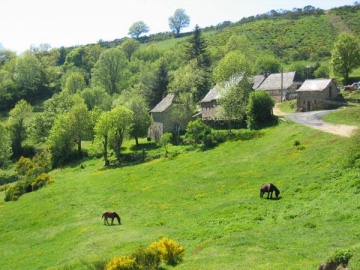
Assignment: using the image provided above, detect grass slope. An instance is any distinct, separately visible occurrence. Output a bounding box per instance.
[1,122,360,269]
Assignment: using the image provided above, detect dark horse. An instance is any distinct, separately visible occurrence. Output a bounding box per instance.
[102,211,121,225]
[260,183,280,199]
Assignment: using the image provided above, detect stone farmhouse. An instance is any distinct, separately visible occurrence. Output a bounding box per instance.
[199,87,221,121]
[148,93,176,141]
[254,71,304,102]
[296,79,340,112]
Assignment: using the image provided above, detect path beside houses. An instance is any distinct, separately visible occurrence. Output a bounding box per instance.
[274,104,358,137]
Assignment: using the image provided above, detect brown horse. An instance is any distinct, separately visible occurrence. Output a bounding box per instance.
[102,211,121,225]
[260,183,280,199]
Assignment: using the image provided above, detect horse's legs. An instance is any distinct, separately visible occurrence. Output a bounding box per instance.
[111,218,114,225]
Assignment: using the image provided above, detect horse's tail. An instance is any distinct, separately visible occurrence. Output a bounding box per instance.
[260,189,263,198]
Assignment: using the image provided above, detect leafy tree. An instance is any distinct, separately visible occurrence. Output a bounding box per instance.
[168,9,190,37]
[216,75,253,132]
[108,106,134,164]
[185,118,211,146]
[128,21,150,39]
[119,38,140,61]
[255,54,281,74]
[7,100,33,157]
[48,114,75,167]
[13,52,42,99]
[246,90,275,130]
[313,64,330,78]
[331,33,360,83]
[66,102,91,157]
[64,72,86,94]
[0,123,12,167]
[213,51,253,83]
[80,86,112,110]
[169,60,206,129]
[117,92,152,145]
[94,111,112,166]
[91,48,129,95]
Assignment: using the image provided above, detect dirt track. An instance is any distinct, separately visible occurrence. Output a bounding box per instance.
[274,105,358,137]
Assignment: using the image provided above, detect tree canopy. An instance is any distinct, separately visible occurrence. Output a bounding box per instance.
[331,33,360,83]
[128,21,150,39]
[168,9,190,36]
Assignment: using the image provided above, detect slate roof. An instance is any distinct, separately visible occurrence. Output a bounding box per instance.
[252,74,266,89]
[256,71,302,90]
[199,87,220,103]
[150,93,175,113]
[296,79,333,92]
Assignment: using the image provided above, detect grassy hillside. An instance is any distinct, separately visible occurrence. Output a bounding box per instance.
[1,120,360,269]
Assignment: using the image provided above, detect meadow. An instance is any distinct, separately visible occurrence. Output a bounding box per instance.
[1,114,360,269]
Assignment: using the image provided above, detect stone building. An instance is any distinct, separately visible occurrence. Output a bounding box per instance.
[296,79,340,111]
[255,71,304,102]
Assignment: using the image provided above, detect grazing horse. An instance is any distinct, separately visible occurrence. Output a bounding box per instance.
[260,183,280,199]
[102,211,121,225]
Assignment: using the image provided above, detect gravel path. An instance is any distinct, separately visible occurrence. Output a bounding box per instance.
[274,105,358,137]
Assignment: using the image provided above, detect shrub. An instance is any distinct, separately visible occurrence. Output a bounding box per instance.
[157,133,172,157]
[106,255,136,270]
[246,90,275,130]
[148,237,185,266]
[15,156,33,176]
[132,246,161,270]
[327,248,353,266]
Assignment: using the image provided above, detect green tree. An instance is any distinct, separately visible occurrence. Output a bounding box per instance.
[64,72,86,94]
[47,114,74,167]
[169,60,206,130]
[94,111,112,166]
[246,90,275,130]
[0,123,12,167]
[216,75,253,132]
[108,106,134,164]
[80,86,112,110]
[168,9,190,37]
[8,99,33,157]
[91,48,128,95]
[184,25,211,68]
[47,97,90,165]
[213,51,253,83]
[331,33,360,83]
[128,21,150,39]
[149,57,169,108]
[119,38,140,61]
[13,52,42,99]
[66,102,91,157]
[117,92,152,145]
[255,54,281,74]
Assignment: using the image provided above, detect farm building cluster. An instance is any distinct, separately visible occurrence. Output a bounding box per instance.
[148,71,343,140]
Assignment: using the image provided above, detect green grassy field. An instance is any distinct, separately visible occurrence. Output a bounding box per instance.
[1,118,360,269]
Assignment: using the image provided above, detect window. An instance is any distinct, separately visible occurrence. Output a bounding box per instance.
[329,86,332,98]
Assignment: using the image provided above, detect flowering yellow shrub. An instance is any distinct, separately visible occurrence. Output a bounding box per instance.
[148,237,185,266]
[106,255,136,270]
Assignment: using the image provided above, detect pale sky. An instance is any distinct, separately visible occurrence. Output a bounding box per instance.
[0,0,355,54]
